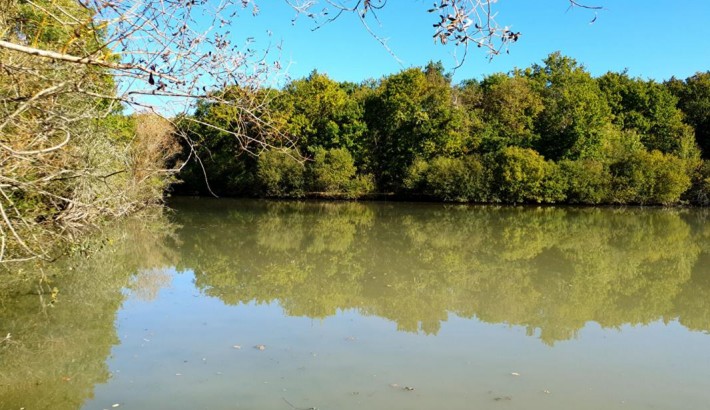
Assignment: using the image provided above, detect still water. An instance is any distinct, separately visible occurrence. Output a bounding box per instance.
[1,199,710,410]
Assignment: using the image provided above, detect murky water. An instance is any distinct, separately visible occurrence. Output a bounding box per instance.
[1,199,710,410]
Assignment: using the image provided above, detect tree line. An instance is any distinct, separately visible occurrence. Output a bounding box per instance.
[176,56,710,205]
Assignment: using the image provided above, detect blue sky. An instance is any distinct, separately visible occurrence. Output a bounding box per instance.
[230,0,710,84]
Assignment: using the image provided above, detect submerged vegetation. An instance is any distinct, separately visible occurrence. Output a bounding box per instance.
[176,60,710,206]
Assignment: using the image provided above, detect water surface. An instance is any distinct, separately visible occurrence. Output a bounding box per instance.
[1,199,709,409]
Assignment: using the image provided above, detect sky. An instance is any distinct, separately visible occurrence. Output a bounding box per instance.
[227,0,710,84]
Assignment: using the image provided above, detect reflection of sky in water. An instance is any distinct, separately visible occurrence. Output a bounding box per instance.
[83,267,710,410]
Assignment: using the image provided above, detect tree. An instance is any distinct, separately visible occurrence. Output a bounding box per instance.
[478,73,544,151]
[1,0,190,262]
[598,72,696,157]
[529,52,612,161]
[308,147,373,197]
[256,148,306,197]
[365,62,470,191]
[278,71,367,156]
[489,146,564,203]
[666,72,710,158]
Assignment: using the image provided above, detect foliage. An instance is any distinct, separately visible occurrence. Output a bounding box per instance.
[489,147,564,203]
[479,73,543,150]
[173,54,705,206]
[529,52,612,160]
[0,1,183,262]
[666,72,710,158]
[278,71,367,156]
[307,147,373,197]
[256,149,305,198]
[608,150,692,205]
[559,159,610,204]
[405,155,490,202]
[598,71,697,156]
[685,160,710,206]
[363,62,471,191]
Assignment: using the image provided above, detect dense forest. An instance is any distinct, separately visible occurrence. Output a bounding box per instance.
[176,59,710,206]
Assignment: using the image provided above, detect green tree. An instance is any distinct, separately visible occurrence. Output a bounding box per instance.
[598,72,696,156]
[666,72,710,158]
[278,71,367,156]
[608,150,691,205]
[559,159,610,204]
[307,147,374,197]
[365,62,470,191]
[529,52,612,160]
[479,73,543,151]
[1,0,179,262]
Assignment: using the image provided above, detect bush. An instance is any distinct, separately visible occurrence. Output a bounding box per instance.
[490,147,556,203]
[609,150,692,205]
[256,149,305,197]
[307,148,374,198]
[559,159,611,204]
[404,155,490,202]
[687,160,710,206]
[346,174,376,199]
[403,157,430,192]
[428,156,489,202]
[309,148,357,192]
[541,160,568,203]
[128,114,181,204]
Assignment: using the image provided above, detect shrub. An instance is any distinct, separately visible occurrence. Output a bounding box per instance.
[307,148,374,198]
[490,147,553,203]
[609,150,691,205]
[128,114,181,204]
[256,149,305,197]
[309,148,357,193]
[426,156,490,202]
[559,159,611,204]
[403,157,430,192]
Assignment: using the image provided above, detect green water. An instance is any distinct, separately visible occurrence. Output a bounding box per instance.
[1,199,710,409]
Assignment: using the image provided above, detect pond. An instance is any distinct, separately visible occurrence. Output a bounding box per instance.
[1,198,709,410]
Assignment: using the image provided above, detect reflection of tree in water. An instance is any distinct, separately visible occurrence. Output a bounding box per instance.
[0,217,176,409]
[174,199,710,344]
[130,268,173,302]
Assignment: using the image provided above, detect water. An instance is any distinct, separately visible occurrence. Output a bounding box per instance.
[1,199,709,409]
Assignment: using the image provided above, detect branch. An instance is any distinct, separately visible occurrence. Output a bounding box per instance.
[0,40,182,84]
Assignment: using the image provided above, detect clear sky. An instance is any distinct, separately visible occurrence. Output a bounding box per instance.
[228,0,710,84]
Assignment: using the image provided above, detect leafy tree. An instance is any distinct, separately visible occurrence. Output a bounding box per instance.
[278,71,367,156]
[559,159,610,204]
[307,147,373,197]
[666,72,710,158]
[404,155,490,202]
[608,150,691,205]
[365,62,470,191]
[598,72,696,156]
[1,0,181,261]
[529,52,612,160]
[479,73,543,150]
